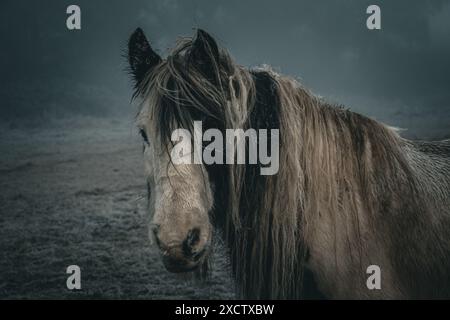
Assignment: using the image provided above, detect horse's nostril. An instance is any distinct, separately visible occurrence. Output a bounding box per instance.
[187,228,201,246]
[183,228,201,257]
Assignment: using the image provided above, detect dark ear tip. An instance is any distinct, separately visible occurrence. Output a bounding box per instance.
[196,29,212,41]
[130,27,145,42]
[193,29,219,55]
[196,29,207,36]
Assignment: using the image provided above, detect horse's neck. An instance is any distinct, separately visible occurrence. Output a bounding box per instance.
[302,102,450,297]
[403,140,450,212]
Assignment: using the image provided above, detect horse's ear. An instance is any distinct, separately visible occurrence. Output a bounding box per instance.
[128,28,161,85]
[189,29,220,78]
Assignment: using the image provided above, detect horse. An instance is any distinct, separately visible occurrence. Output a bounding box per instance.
[127,28,450,299]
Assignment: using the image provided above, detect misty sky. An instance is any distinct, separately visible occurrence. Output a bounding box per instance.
[1,0,449,138]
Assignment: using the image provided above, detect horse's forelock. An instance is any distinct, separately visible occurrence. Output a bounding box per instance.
[138,38,255,149]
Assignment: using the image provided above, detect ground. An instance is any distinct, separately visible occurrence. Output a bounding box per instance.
[0,117,235,299]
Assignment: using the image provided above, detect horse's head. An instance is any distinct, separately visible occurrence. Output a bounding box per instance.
[127,28,247,273]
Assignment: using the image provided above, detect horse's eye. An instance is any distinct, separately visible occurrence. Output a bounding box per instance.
[139,129,149,145]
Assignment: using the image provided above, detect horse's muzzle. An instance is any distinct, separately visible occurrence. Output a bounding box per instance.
[153,226,210,273]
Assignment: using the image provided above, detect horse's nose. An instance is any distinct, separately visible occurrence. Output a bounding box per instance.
[152,225,207,262]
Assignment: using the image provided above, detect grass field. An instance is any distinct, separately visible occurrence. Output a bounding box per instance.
[0,117,235,299]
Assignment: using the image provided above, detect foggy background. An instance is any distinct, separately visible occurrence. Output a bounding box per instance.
[0,0,449,299]
[0,0,449,138]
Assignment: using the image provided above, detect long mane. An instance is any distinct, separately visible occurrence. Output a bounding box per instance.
[136,36,450,299]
